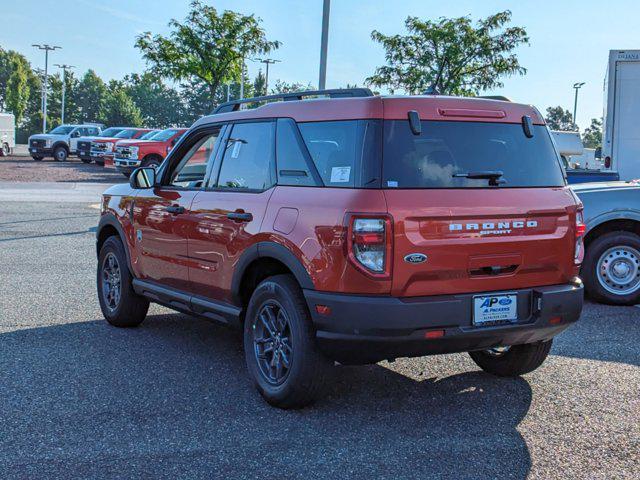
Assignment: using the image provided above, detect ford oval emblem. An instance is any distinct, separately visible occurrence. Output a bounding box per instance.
[404,253,427,264]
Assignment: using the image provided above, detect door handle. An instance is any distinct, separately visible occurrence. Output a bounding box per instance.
[227,211,253,222]
[165,205,186,214]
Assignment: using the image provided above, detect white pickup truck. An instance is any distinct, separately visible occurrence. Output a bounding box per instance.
[28,124,102,161]
[0,112,15,156]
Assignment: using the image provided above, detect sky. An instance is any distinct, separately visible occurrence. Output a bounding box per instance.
[2,0,638,130]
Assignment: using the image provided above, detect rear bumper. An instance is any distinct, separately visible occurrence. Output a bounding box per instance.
[304,282,583,364]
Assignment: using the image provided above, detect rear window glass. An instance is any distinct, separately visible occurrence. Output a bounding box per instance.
[297,120,381,188]
[383,121,565,188]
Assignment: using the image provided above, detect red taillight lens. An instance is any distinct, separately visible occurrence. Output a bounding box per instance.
[347,216,392,277]
[575,210,585,265]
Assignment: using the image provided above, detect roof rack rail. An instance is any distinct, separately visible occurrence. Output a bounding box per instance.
[212,87,374,114]
[478,95,513,102]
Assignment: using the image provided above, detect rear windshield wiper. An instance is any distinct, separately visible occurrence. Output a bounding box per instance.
[453,170,506,186]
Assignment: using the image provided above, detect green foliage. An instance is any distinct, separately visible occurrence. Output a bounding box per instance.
[135,0,280,107]
[101,89,143,127]
[366,11,528,95]
[73,70,107,123]
[123,73,185,127]
[271,80,314,94]
[0,49,33,123]
[47,71,80,127]
[253,70,266,96]
[545,106,577,131]
[582,118,603,149]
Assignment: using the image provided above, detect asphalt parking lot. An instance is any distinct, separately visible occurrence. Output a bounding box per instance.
[0,192,639,478]
[0,154,124,183]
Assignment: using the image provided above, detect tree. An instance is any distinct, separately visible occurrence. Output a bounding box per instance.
[0,49,32,123]
[135,0,280,108]
[271,80,314,94]
[253,69,266,96]
[73,70,107,123]
[545,106,577,131]
[47,71,80,127]
[101,88,143,127]
[366,11,528,95]
[582,118,603,149]
[124,73,185,127]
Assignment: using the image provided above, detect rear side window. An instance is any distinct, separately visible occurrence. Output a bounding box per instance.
[383,121,565,188]
[298,120,381,188]
[275,118,318,187]
[216,122,275,191]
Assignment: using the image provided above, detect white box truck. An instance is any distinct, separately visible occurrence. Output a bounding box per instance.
[602,50,640,181]
[0,112,15,156]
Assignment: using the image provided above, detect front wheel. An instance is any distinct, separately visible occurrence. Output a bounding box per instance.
[53,146,68,162]
[32,155,43,161]
[581,231,640,305]
[469,340,553,377]
[0,143,9,156]
[97,236,149,327]
[244,275,332,409]
[141,157,161,169]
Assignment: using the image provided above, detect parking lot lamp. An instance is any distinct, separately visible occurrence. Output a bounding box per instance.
[573,82,586,128]
[319,0,330,89]
[54,64,75,124]
[254,58,280,95]
[32,44,61,133]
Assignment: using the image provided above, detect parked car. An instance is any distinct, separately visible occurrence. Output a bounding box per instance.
[111,127,187,176]
[29,124,102,161]
[0,112,15,156]
[572,180,640,305]
[76,127,128,163]
[90,128,152,166]
[96,89,584,408]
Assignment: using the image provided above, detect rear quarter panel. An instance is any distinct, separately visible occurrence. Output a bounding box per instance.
[572,183,640,232]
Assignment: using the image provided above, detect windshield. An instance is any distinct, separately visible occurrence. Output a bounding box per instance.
[140,130,160,140]
[114,129,141,139]
[100,128,124,137]
[383,121,565,188]
[48,126,74,135]
[151,129,180,141]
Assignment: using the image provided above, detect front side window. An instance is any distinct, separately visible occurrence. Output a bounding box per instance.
[169,129,221,188]
[383,121,565,188]
[216,122,275,191]
[297,120,381,188]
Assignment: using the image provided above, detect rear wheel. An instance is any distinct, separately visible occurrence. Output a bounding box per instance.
[53,146,68,162]
[582,231,640,305]
[97,236,149,327]
[244,274,332,409]
[0,143,9,156]
[469,340,552,376]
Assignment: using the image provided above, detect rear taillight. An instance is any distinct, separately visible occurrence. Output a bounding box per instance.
[347,216,392,277]
[575,210,585,265]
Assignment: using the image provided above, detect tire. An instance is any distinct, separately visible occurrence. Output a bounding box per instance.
[0,143,9,156]
[32,155,43,161]
[97,236,149,328]
[80,158,92,164]
[53,145,68,162]
[244,274,332,409]
[95,160,104,166]
[469,340,553,377]
[581,231,640,305]
[141,156,162,169]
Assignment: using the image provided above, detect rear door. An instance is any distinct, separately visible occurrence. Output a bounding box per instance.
[382,119,579,297]
[187,120,276,303]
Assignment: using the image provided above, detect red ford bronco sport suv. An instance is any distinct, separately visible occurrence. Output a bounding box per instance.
[96,88,584,408]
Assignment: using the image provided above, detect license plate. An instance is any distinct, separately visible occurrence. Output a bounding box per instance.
[473,294,517,325]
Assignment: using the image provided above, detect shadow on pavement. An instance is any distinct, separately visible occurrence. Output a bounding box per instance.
[0,313,533,479]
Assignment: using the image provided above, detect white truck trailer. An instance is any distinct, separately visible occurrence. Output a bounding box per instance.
[0,112,15,156]
[602,50,640,181]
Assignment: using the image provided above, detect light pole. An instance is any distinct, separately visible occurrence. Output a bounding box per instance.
[573,82,586,128]
[32,44,61,132]
[254,58,280,95]
[319,0,330,90]
[54,64,75,124]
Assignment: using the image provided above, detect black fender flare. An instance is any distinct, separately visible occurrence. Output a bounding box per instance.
[52,141,69,152]
[231,241,314,304]
[96,213,134,273]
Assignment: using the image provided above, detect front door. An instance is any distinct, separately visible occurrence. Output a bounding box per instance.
[132,128,222,291]
[188,121,276,303]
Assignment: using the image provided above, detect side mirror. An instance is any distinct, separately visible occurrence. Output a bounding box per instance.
[129,167,156,189]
